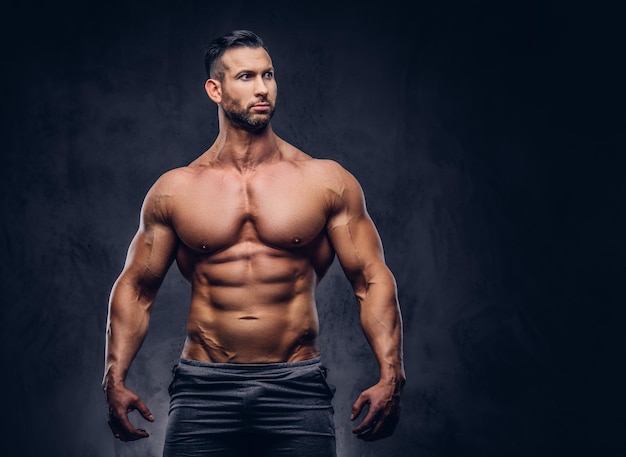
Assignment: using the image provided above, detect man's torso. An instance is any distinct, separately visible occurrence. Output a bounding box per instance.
[157,143,343,363]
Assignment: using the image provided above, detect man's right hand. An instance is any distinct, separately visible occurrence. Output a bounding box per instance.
[105,384,155,441]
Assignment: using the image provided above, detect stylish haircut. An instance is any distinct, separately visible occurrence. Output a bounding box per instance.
[204,30,268,80]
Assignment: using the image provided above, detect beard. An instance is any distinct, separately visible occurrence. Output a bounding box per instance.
[222,99,275,132]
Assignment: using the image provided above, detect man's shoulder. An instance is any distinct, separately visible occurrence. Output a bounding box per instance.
[279,139,349,174]
[151,165,200,190]
[141,166,204,220]
[294,154,352,180]
[306,157,361,188]
[291,157,364,208]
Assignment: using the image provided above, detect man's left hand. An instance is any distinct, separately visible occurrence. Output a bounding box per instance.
[350,380,402,441]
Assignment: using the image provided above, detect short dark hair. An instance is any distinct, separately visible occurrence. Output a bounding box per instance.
[204,30,268,80]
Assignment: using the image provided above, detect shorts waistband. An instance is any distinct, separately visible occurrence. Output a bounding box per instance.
[178,356,321,371]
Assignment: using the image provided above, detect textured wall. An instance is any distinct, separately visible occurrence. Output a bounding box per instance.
[1,1,624,456]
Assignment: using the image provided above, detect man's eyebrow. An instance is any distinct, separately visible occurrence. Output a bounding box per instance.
[233,66,274,76]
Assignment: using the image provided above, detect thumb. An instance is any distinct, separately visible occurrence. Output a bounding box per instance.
[134,397,155,422]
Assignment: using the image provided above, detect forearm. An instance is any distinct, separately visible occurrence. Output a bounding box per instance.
[356,269,405,385]
[103,278,155,389]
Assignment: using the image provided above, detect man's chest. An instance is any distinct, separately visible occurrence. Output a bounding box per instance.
[170,170,331,252]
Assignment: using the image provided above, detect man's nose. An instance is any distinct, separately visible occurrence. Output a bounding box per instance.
[254,76,269,96]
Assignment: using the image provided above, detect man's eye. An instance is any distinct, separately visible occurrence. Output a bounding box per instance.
[239,74,250,80]
[263,72,273,79]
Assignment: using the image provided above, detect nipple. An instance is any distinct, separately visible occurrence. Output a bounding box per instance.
[201,244,208,251]
[292,237,301,245]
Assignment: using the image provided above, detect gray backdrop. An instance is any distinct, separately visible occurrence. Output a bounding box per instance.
[1,0,624,456]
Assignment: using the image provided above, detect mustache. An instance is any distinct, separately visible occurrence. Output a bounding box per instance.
[248,98,272,108]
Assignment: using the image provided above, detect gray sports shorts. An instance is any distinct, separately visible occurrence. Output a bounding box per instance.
[162,356,336,457]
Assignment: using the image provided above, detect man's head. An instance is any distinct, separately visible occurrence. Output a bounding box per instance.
[204,30,276,131]
[204,30,269,81]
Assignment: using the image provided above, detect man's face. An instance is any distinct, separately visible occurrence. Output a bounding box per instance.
[217,47,277,131]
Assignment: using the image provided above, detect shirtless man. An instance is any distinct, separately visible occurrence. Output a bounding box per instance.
[103,30,405,456]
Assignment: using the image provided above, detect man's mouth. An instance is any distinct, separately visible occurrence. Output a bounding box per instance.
[251,103,271,112]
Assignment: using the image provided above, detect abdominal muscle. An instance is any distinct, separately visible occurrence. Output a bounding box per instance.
[179,243,322,364]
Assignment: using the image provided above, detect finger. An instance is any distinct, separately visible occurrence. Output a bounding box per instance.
[368,419,391,440]
[133,398,155,422]
[350,395,368,421]
[112,409,150,441]
[126,428,150,442]
[371,412,390,436]
[352,406,380,435]
[358,424,393,442]
[116,426,150,442]
[355,419,385,441]
[118,430,150,442]
[360,408,400,441]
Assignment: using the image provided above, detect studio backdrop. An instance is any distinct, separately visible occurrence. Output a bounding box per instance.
[0,1,623,456]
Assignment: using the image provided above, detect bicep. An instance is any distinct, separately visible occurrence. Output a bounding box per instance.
[118,189,178,292]
[329,212,386,278]
[121,224,177,289]
[326,176,387,288]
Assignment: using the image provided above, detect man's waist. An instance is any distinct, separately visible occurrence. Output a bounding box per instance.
[178,355,322,370]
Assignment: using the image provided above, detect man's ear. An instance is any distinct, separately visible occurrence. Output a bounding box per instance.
[205,79,222,104]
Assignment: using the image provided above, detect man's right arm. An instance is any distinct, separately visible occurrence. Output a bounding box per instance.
[103,177,178,441]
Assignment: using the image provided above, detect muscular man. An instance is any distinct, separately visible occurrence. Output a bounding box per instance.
[103,30,405,456]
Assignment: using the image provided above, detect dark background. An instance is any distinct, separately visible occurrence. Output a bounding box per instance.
[1,0,624,456]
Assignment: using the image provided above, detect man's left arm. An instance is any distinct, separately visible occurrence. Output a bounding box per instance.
[326,165,406,441]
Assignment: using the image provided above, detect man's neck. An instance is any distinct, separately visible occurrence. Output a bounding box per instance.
[210,122,280,172]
